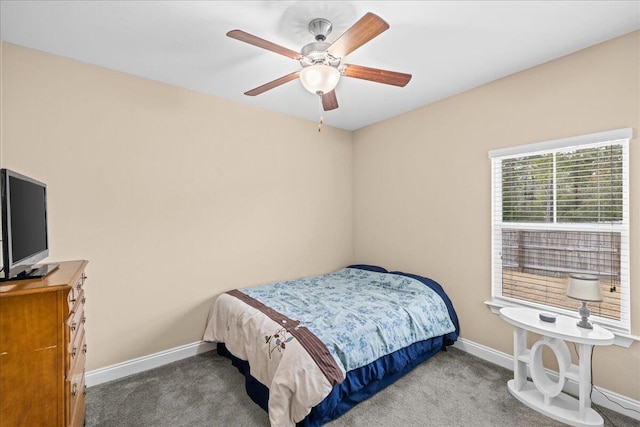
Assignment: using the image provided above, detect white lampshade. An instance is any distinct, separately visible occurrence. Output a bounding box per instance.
[299,64,340,95]
[567,274,603,302]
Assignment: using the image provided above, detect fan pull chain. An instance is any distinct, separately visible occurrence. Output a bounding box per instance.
[317,94,323,132]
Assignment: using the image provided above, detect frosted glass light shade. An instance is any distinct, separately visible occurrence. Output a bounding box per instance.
[299,64,340,95]
[567,274,602,302]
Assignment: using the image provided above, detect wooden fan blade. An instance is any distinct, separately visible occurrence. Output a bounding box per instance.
[327,12,389,58]
[244,72,300,96]
[227,30,303,60]
[321,90,339,111]
[342,64,412,87]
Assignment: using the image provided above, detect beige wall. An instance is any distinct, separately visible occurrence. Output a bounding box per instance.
[0,42,354,370]
[353,30,640,400]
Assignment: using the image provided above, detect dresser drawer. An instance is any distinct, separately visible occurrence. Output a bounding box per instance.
[67,273,87,310]
[66,370,86,427]
[68,326,86,378]
[66,329,86,427]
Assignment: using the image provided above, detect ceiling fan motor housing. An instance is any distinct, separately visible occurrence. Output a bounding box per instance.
[308,18,332,42]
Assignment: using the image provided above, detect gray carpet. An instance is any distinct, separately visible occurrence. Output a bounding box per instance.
[86,347,638,427]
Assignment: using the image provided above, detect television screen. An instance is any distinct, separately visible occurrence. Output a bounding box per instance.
[8,175,48,263]
[1,168,55,281]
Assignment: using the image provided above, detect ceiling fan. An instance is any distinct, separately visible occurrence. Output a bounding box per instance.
[227,12,412,111]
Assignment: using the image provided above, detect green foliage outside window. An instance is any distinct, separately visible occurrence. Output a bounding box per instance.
[502,145,623,224]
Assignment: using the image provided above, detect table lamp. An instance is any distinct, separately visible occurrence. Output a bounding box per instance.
[566,273,602,329]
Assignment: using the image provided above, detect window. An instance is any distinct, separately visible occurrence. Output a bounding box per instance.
[490,129,631,333]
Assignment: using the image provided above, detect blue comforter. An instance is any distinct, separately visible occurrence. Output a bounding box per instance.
[241,267,456,374]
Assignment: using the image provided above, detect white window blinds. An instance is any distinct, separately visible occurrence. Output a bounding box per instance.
[490,128,631,333]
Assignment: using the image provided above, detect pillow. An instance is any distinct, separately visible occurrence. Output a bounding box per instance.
[347,264,388,273]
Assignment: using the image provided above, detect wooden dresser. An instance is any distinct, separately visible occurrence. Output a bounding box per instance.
[0,260,88,426]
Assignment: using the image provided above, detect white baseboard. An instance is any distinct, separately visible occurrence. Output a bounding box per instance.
[453,337,640,421]
[85,341,216,387]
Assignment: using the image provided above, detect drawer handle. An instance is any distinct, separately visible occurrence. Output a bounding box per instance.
[71,383,78,397]
[83,344,87,354]
[71,296,86,305]
[83,385,87,397]
[76,274,87,290]
[71,322,77,332]
[72,347,77,358]
[82,316,86,324]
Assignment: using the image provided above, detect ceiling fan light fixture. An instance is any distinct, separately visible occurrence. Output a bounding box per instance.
[299,64,340,95]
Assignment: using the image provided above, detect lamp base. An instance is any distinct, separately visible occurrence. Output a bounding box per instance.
[576,319,594,329]
[576,301,594,329]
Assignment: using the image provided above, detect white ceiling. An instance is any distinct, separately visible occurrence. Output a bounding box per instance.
[1,1,639,131]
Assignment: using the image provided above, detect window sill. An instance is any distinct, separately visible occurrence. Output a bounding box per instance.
[485,299,639,348]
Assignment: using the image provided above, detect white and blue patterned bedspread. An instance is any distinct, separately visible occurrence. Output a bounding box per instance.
[240,267,456,374]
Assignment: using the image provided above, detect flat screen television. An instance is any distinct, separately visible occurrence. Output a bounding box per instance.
[1,168,58,281]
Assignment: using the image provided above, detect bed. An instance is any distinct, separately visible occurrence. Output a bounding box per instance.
[203,264,460,427]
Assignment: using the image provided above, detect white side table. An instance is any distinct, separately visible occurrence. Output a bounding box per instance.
[499,307,614,427]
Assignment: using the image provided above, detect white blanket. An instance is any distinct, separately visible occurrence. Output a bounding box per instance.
[203,293,334,427]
